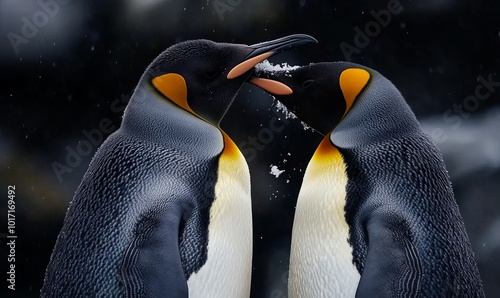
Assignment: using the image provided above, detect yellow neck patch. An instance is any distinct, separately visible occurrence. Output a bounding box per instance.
[339,68,370,117]
[220,130,243,160]
[311,134,342,165]
[152,73,194,114]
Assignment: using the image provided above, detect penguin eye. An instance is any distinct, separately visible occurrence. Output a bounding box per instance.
[302,79,314,88]
[203,71,218,79]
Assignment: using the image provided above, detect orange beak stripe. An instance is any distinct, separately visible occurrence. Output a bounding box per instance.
[227,52,273,79]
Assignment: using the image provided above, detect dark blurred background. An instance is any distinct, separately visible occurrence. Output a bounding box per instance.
[1,0,499,297]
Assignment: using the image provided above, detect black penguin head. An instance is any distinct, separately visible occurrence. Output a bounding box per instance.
[254,61,420,146]
[143,35,317,125]
[253,62,372,135]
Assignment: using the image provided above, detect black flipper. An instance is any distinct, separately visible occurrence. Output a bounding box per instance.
[356,211,422,298]
[121,203,188,298]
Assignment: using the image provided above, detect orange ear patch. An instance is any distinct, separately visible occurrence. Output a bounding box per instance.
[152,73,193,113]
[339,68,370,116]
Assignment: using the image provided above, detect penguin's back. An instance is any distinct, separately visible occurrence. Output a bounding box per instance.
[339,131,484,297]
[41,130,219,297]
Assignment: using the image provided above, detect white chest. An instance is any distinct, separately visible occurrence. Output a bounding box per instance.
[288,138,360,298]
[187,136,252,298]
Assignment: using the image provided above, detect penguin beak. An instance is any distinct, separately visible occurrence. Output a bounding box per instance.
[226,34,317,90]
[248,65,297,96]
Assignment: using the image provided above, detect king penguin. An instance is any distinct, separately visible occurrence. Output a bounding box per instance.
[41,35,317,298]
[252,62,485,297]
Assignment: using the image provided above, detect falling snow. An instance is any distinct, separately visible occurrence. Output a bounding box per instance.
[255,60,313,131]
[269,165,285,178]
[274,100,297,119]
[301,121,312,130]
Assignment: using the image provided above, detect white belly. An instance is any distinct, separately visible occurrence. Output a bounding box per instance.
[187,134,252,298]
[289,137,360,298]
